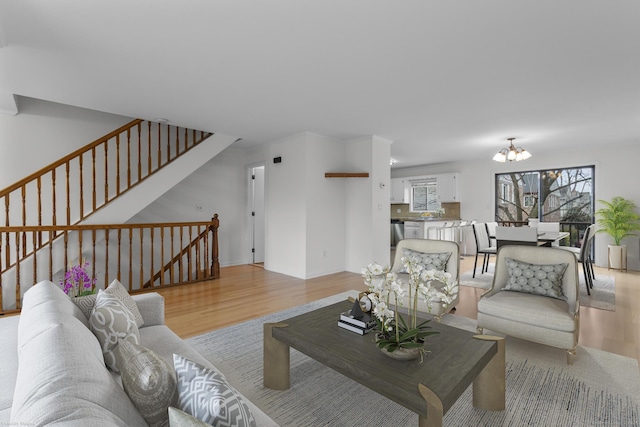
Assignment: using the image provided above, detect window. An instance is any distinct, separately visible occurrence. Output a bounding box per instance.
[524,195,536,208]
[495,166,595,247]
[409,177,440,212]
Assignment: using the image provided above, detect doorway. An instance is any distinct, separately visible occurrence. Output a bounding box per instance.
[249,165,265,265]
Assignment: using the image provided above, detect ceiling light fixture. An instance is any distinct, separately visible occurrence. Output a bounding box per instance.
[390,158,397,166]
[492,138,532,162]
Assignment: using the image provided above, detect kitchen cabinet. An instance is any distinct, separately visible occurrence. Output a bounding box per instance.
[422,221,453,239]
[404,221,423,239]
[390,178,408,203]
[437,173,458,202]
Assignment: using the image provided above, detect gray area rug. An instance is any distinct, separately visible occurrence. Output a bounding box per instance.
[459,263,616,311]
[187,291,639,427]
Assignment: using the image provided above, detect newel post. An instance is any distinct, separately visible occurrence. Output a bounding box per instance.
[210,214,220,279]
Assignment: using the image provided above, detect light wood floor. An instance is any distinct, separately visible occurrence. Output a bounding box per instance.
[158,255,640,366]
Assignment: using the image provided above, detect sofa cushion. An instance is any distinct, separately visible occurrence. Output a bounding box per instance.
[173,354,256,427]
[0,315,20,421]
[11,281,147,427]
[18,280,89,332]
[74,279,144,327]
[115,340,178,427]
[398,248,451,273]
[168,407,210,427]
[90,289,140,372]
[73,293,97,320]
[106,279,145,327]
[503,257,568,300]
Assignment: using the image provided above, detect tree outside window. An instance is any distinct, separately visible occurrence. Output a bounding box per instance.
[495,166,594,247]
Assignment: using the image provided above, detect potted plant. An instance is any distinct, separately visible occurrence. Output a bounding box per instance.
[59,259,97,297]
[595,197,640,270]
[361,257,458,362]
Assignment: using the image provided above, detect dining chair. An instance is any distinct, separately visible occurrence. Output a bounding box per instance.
[472,222,497,278]
[486,221,498,247]
[560,224,596,295]
[495,226,538,250]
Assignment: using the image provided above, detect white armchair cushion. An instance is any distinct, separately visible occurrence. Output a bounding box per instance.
[478,291,575,332]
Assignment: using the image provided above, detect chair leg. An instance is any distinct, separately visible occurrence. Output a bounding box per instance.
[476,326,484,335]
[473,253,479,278]
[582,263,591,295]
[566,348,577,365]
[587,261,595,288]
[483,253,490,273]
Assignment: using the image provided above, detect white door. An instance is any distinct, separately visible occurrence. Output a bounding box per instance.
[250,166,265,263]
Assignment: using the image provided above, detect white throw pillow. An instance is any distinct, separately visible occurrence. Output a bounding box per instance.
[173,354,256,427]
[90,290,140,372]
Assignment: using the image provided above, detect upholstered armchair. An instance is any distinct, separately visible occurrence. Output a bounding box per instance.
[476,245,580,364]
[390,239,460,320]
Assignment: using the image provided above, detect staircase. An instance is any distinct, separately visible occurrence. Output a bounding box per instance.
[0,119,233,313]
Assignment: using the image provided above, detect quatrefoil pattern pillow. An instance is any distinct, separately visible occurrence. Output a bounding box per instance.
[90,290,140,371]
[503,257,568,300]
[399,248,451,272]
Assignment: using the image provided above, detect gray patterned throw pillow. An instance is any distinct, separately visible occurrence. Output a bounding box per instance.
[115,340,178,427]
[503,257,568,300]
[90,289,140,372]
[105,279,145,327]
[399,248,451,272]
[73,293,97,320]
[173,354,256,427]
[73,279,144,327]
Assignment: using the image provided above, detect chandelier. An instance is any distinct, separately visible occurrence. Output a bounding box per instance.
[492,138,532,162]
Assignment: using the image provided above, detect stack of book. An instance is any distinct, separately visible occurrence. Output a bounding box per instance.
[338,309,376,335]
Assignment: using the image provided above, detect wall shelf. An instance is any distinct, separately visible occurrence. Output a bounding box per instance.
[324,173,370,178]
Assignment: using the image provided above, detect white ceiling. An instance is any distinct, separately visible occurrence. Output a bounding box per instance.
[1,1,639,168]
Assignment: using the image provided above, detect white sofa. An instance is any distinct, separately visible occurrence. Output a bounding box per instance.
[0,280,279,426]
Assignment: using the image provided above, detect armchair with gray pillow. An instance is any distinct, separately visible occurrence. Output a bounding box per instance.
[390,238,460,320]
[476,245,580,364]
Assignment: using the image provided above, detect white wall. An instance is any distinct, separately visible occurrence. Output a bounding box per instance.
[264,134,308,278]
[392,141,640,270]
[263,132,352,279]
[0,97,131,188]
[344,136,391,272]
[305,134,347,278]
[130,145,250,267]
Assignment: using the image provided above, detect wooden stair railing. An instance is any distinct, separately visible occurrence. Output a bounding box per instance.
[0,119,213,274]
[143,214,220,289]
[0,214,220,314]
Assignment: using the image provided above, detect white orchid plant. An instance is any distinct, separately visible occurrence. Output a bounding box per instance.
[362,255,458,354]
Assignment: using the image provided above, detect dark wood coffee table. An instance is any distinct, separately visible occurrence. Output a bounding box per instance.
[264,299,505,427]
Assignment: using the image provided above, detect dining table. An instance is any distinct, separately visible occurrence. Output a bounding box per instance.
[536,231,570,247]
